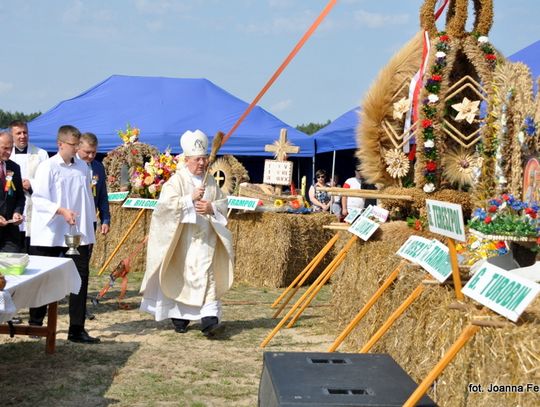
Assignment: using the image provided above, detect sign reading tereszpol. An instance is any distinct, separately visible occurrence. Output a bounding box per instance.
[122,198,158,210]
[426,199,466,242]
[462,263,540,322]
[227,196,259,211]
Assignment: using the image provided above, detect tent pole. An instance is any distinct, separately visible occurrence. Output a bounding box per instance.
[331,150,336,183]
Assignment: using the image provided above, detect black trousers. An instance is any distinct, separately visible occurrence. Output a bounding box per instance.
[28,245,90,329]
[0,224,23,253]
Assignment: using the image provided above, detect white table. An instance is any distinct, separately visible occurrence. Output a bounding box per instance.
[0,256,81,353]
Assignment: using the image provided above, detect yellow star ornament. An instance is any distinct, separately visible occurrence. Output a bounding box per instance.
[451,97,480,124]
[392,97,411,120]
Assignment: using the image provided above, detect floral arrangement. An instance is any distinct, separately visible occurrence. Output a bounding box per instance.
[468,194,539,244]
[130,150,181,199]
[419,32,450,193]
[455,235,508,267]
[473,34,497,69]
[118,124,140,144]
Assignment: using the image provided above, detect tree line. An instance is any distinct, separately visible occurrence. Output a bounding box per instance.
[0,109,41,128]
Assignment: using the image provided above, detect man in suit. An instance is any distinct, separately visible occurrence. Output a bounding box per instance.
[0,131,25,252]
[78,132,110,237]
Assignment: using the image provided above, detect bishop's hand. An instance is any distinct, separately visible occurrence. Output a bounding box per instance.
[191,186,206,202]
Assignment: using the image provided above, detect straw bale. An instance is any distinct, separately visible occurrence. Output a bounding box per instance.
[328,221,540,407]
[91,204,151,276]
[93,209,337,288]
[379,187,473,219]
[228,211,336,288]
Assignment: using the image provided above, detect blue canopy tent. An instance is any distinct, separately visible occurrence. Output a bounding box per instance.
[28,75,314,158]
[508,39,540,80]
[312,107,360,184]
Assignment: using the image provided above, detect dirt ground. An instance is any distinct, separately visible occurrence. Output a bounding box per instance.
[1,272,336,407]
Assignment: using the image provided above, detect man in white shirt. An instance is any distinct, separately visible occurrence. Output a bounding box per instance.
[29,125,99,344]
[341,167,365,218]
[8,120,49,251]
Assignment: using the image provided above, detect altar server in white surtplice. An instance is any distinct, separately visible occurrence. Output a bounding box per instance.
[28,125,99,344]
[140,129,234,337]
[8,120,48,252]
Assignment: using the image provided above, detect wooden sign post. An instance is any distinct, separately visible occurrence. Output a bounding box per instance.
[426,199,466,300]
[264,128,299,195]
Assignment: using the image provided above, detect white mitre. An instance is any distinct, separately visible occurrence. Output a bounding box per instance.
[180,129,208,156]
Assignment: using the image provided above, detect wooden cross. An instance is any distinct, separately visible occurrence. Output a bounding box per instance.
[264,128,300,195]
[264,129,299,161]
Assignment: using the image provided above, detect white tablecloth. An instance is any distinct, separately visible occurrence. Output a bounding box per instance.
[0,256,81,323]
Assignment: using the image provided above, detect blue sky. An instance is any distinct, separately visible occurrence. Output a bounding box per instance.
[1,0,538,127]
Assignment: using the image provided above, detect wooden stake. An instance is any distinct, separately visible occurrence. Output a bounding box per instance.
[447,238,464,300]
[271,233,339,319]
[403,325,480,407]
[359,282,425,353]
[260,235,357,348]
[98,208,145,276]
[327,261,404,352]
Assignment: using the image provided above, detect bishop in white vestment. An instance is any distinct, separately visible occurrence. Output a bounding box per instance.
[140,130,234,337]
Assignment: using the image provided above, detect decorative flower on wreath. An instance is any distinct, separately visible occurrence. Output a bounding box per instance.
[473,33,497,68]
[118,124,140,144]
[130,149,180,198]
[455,235,508,267]
[451,97,481,124]
[393,97,410,120]
[384,148,410,179]
[442,147,483,187]
[468,194,539,247]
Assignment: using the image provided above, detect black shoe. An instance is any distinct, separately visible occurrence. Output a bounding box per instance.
[201,317,223,338]
[68,329,100,344]
[86,309,96,320]
[171,318,190,333]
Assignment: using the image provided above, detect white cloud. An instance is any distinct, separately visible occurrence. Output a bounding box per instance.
[134,0,192,15]
[240,12,315,35]
[62,0,83,24]
[270,99,292,112]
[354,10,409,28]
[0,82,14,94]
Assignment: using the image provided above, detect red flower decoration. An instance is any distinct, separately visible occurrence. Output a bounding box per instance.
[422,119,433,128]
[484,216,492,224]
[426,161,437,171]
[537,237,540,244]
[485,54,497,61]
[431,74,442,81]
[495,241,506,249]
[488,205,498,213]
[502,194,510,201]
[131,149,139,155]
[439,34,450,42]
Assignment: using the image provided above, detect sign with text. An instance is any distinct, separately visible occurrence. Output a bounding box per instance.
[263,160,293,186]
[344,207,362,224]
[122,198,158,210]
[361,205,389,223]
[227,196,259,211]
[108,191,129,202]
[348,216,379,241]
[396,236,433,264]
[426,199,466,242]
[417,240,452,282]
[462,263,540,322]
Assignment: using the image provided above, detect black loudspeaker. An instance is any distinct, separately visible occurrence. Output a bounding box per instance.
[258,352,437,407]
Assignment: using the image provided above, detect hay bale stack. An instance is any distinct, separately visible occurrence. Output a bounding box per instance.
[328,221,540,406]
[229,211,336,287]
[91,204,151,275]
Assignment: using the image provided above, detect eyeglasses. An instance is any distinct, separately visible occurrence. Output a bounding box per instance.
[61,140,79,147]
[317,175,326,179]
